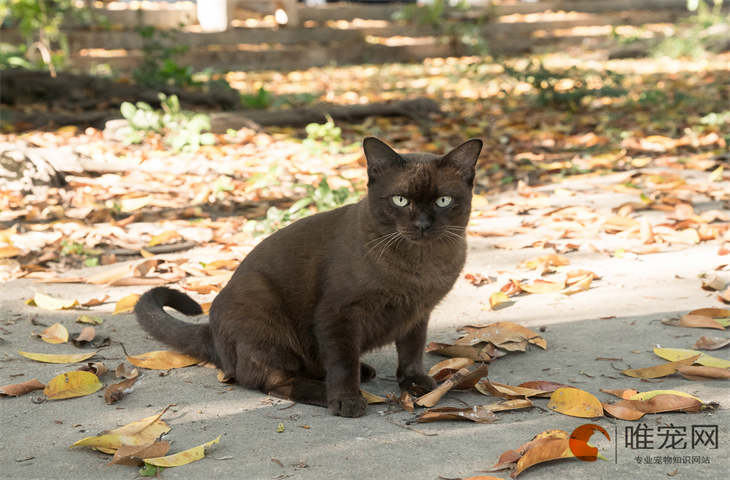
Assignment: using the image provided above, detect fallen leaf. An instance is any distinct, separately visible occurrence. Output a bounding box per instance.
[518,380,571,395]
[547,387,603,418]
[676,365,730,380]
[489,291,511,309]
[109,441,171,466]
[104,375,141,404]
[453,364,489,390]
[518,254,569,274]
[78,362,108,376]
[73,406,172,453]
[0,378,45,397]
[416,405,498,423]
[428,357,474,379]
[18,351,97,364]
[115,363,139,379]
[44,371,103,400]
[113,294,140,314]
[486,430,570,472]
[425,342,497,362]
[476,380,549,399]
[72,326,96,347]
[76,315,103,325]
[28,292,79,310]
[39,323,69,344]
[622,354,701,379]
[0,245,21,258]
[513,437,575,478]
[518,278,566,294]
[662,315,725,330]
[719,287,730,304]
[653,347,730,368]
[360,389,386,404]
[688,307,730,317]
[701,275,726,291]
[416,368,470,407]
[600,388,639,399]
[464,272,495,286]
[561,273,593,295]
[603,394,704,420]
[628,390,701,402]
[86,265,133,285]
[81,295,110,307]
[127,350,200,370]
[143,435,220,467]
[456,322,547,350]
[693,336,730,350]
[399,391,415,412]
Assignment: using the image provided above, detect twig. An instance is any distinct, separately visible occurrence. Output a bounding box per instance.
[385,416,438,437]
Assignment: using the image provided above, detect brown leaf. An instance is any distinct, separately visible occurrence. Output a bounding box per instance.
[115,363,139,379]
[127,350,200,370]
[72,327,96,347]
[109,441,171,466]
[622,354,701,379]
[134,259,160,277]
[701,275,726,291]
[416,405,500,423]
[477,380,550,399]
[600,388,639,400]
[428,357,474,378]
[464,272,495,286]
[719,287,730,304]
[425,342,498,362]
[453,364,489,390]
[662,315,725,330]
[78,362,108,376]
[0,378,45,397]
[512,437,575,478]
[399,391,415,412]
[104,375,140,405]
[603,394,703,420]
[693,336,730,350]
[518,278,566,294]
[39,323,69,344]
[518,254,569,274]
[676,365,730,380]
[517,380,571,395]
[486,430,570,472]
[415,368,470,407]
[688,307,730,317]
[456,322,547,350]
[80,295,110,307]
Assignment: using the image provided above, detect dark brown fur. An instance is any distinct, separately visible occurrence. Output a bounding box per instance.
[135,137,482,417]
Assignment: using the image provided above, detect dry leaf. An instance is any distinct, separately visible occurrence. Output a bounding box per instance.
[73,406,172,453]
[518,278,566,294]
[127,350,200,370]
[39,323,69,344]
[113,294,140,314]
[476,380,549,399]
[547,387,603,418]
[28,292,79,310]
[518,254,569,273]
[0,378,45,397]
[622,354,701,379]
[72,326,96,347]
[415,368,470,407]
[109,441,171,466]
[86,265,133,285]
[600,388,639,400]
[416,405,499,423]
[115,363,139,379]
[561,273,593,295]
[693,336,730,350]
[360,389,386,404]
[456,322,547,350]
[143,435,220,467]
[603,394,704,420]
[0,245,21,258]
[688,307,730,317]
[425,342,497,362]
[134,259,160,277]
[513,437,575,478]
[81,295,110,307]
[453,364,489,390]
[428,357,474,379]
[104,375,141,404]
[653,347,730,369]
[399,391,415,412]
[78,362,108,376]
[18,351,96,364]
[701,275,726,291]
[488,291,511,310]
[44,371,103,400]
[486,430,570,472]
[662,315,725,330]
[517,380,571,395]
[676,365,730,380]
[76,315,103,325]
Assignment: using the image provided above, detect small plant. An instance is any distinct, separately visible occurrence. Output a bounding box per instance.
[303,116,343,154]
[503,61,626,111]
[240,86,274,110]
[119,93,216,152]
[245,177,362,236]
[133,26,194,88]
[652,0,729,59]
[60,240,101,267]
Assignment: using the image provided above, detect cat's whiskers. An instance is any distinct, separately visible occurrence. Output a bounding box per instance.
[365,231,400,258]
[376,231,406,261]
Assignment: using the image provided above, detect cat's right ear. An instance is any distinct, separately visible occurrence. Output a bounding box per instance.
[363,137,404,182]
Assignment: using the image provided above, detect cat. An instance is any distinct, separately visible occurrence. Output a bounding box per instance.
[135,136,482,417]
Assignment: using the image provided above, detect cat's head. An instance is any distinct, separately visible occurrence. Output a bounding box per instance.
[363,137,482,242]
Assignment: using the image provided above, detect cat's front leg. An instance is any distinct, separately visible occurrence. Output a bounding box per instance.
[396,316,437,394]
[316,316,367,417]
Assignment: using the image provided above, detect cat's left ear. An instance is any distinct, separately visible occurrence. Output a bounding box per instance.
[439,139,483,183]
[363,137,405,182]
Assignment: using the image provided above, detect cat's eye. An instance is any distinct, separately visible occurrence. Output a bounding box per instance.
[391,195,409,207]
[435,196,453,207]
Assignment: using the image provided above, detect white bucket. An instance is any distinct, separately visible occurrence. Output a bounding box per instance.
[197,0,229,32]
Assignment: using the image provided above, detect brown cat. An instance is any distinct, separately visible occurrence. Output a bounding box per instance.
[135,137,482,417]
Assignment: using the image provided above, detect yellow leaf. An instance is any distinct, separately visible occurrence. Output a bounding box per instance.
[30,292,79,310]
[622,354,701,379]
[148,230,181,247]
[113,294,140,314]
[629,390,702,402]
[653,347,730,369]
[144,435,221,467]
[127,350,200,370]
[489,291,510,309]
[360,389,386,404]
[140,248,155,258]
[519,279,565,294]
[73,406,172,453]
[18,351,96,364]
[120,196,152,213]
[547,387,603,418]
[76,315,103,325]
[0,245,21,258]
[44,371,103,400]
[40,323,69,344]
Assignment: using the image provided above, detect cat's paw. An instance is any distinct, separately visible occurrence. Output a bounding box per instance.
[398,373,437,395]
[360,362,377,383]
[328,395,368,418]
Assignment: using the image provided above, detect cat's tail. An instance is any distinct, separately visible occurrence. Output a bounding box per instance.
[134,287,215,363]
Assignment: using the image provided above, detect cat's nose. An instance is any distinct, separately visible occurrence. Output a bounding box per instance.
[414,217,431,234]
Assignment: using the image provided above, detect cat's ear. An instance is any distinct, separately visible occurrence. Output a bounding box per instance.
[363,137,405,181]
[438,139,483,183]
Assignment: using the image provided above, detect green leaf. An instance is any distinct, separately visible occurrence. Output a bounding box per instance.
[120,102,136,120]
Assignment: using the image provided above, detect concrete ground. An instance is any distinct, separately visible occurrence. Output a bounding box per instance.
[1,169,728,480]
